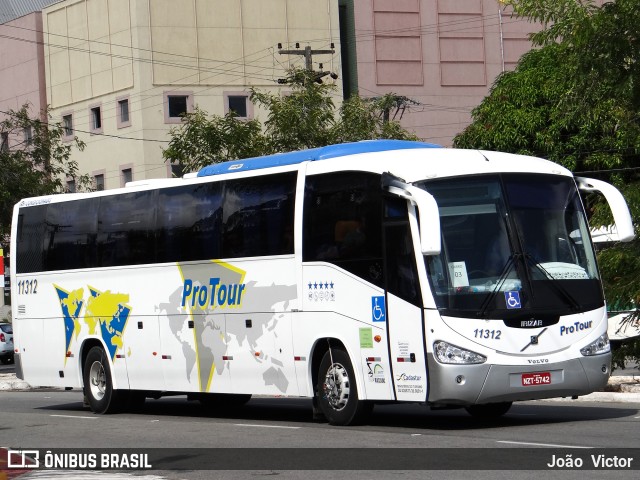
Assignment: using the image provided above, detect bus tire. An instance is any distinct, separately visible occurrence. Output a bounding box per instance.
[316,347,371,426]
[83,346,125,414]
[464,401,512,418]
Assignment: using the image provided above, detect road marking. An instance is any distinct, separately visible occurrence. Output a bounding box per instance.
[497,440,591,449]
[234,423,300,429]
[50,414,98,420]
[20,472,168,479]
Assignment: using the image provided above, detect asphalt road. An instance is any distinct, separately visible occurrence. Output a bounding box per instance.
[0,389,639,480]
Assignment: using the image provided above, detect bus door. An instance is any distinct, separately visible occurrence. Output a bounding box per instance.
[383,198,428,402]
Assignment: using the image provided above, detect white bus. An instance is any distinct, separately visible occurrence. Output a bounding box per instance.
[10,140,635,425]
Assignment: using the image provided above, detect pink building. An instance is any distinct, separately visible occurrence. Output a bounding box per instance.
[349,0,539,145]
[1,1,541,154]
[0,11,48,150]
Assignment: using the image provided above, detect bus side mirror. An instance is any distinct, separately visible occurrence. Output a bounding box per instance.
[382,173,441,255]
[576,177,635,243]
[406,185,442,255]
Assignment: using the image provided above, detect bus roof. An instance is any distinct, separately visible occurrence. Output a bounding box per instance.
[196,140,441,177]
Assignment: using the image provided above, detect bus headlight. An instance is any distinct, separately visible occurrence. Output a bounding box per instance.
[580,333,610,356]
[434,341,486,364]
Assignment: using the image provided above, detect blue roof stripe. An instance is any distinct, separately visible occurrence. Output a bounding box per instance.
[196,140,441,177]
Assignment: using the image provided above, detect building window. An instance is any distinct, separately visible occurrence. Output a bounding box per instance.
[67,179,76,193]
[164,91,193,124]
[117,97,130,129]
[121,168,132,186]
[62,114,73,138]
[90,105,103,133]
[94,174,105,191]
[168,96,187,117]
[228,96,247,117]
[24,127,33,146]
[224,92,253,119]
[0,132,8,152]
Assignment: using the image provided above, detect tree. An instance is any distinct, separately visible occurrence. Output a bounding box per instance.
[160,107,268,174]
[454,0,640,368]
[162,68,418,172]
[0,105,87,240]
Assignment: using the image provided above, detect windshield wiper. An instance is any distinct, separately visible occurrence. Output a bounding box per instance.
[477,253,519,318]
[523,253,581,311]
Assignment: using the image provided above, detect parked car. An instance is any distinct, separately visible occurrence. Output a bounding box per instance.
[0,323,14,364]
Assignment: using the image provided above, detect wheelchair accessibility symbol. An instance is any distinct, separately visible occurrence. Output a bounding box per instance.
[504,291,521,309]
[372,296,386,322]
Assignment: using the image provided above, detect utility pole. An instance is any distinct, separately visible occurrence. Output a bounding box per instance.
[277,43,337,83]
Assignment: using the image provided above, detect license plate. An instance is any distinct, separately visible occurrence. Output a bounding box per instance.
[522,372,551,386]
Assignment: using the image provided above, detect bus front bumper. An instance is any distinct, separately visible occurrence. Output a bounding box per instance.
[426,352,611,407]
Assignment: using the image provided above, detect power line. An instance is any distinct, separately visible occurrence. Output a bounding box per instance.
[0,5,534,94]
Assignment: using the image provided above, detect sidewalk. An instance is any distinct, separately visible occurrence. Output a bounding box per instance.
[1,373,639,402]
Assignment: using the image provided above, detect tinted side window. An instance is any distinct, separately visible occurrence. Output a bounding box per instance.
[45,199,99,271]
[222,172,296,258]
[16,205,47,274]
[98,191,156,266]
[157,183,223,263]
[384,199,421,306]
[303,172,383,286]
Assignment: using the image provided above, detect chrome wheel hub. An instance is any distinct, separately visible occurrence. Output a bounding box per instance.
[89,360,106,400]
[323,362,350,411]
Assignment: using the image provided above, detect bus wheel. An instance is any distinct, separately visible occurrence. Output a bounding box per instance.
[317,348,371,426]
[83,346,125,414]
[465,402,512,418]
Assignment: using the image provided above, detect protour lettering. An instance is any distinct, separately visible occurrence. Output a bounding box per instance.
[181,278,246,309]
[560,320,593,336]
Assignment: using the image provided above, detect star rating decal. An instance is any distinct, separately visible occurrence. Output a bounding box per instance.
[307,280,336,302]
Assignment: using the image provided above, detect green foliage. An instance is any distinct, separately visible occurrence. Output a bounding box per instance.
[332,94,420,144]
[162,68,417,172]
[456,0,640,368]
[162,108,269,174]
[250,69,337,152]
[0,105,86,240]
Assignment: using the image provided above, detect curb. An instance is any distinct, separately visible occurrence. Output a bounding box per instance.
[1,374,639,401]
[0,374,30,391]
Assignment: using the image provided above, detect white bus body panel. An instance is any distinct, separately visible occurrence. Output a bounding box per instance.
[10,144,625,411]
[298,263,393,401]
[13,256,300,396]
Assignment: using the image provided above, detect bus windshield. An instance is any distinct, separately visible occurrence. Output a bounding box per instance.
[418,174,603,318]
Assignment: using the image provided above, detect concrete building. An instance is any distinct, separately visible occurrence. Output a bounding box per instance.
[39,0,342,190]
[1,0,565,189]
[0,1,61,151]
